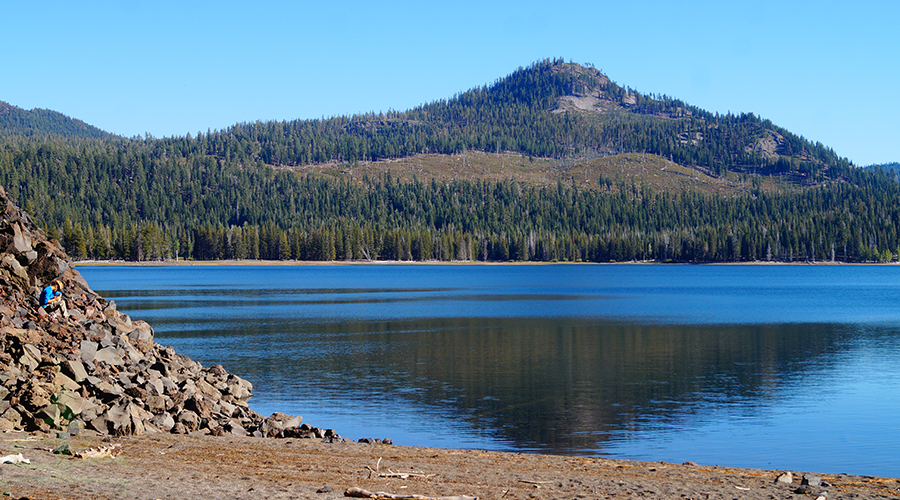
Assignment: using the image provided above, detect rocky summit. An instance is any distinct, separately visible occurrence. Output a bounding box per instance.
[0,186,338,440]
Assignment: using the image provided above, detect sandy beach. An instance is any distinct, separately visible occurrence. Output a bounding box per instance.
[1,430,897,500]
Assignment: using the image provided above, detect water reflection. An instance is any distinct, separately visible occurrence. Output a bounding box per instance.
[79,265,900,475]
[166,318,849,452]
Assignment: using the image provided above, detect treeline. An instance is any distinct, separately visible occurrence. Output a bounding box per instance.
[38,164,900,264]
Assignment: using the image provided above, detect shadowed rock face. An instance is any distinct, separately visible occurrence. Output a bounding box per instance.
[0,186,334,440]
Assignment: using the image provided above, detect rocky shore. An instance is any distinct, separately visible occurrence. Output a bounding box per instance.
[0,186,336,441]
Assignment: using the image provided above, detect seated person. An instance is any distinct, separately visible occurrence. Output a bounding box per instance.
[40,279,69,319]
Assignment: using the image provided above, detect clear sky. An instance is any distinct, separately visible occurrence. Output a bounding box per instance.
[5,1,898,166]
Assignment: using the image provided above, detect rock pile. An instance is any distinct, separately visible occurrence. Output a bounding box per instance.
[0,186,339,440]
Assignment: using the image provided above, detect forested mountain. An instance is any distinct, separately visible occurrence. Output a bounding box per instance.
[870,162,900,173]
[0,101,113,140]
[1,58,897,263]
[203,59,853,184]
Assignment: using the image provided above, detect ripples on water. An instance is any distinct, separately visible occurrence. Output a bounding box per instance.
[80,264,900,476]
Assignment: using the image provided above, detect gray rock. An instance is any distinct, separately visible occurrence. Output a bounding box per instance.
[106,402,132,434]
[1,407,23,427]
[89,414,109,434]
[79,340,99,364]
[194,378,221,401]
[80,404,100,422]
[92,346,124,367]
[150,412,175,432]
[176,410,201,432]
[226,378,252,400]
[218,400,236,417]
[794,485,815,494]
[775,471,793,484]
[9,222,33,254]
[94,380,123,397]
[54,371,80,392]
[180,379,198,398]
[144,377,165,396]
[160,376,178,394]
[225,419,248,436]
[1,254,28,281]
[184,395,213,419]
[127,321,153,342]
[802,474,822,487]
[23,344,41,361]
[19,352,38,372]
[64,359,89,383]
[39,404,62,427]
[56,257,69,275]
[98,332,114,348]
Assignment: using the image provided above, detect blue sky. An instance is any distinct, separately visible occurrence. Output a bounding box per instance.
[5,1,898,166]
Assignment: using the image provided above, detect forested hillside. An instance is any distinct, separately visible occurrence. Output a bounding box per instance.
[0,101,112,140]
[200,59,854,183]
[1,59,897,263]
[871,162,900,174]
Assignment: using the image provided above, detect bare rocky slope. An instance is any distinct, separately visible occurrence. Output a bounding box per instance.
[0,186,337,440]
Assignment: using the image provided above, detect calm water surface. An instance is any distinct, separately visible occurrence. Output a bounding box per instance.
[79,264,900,476]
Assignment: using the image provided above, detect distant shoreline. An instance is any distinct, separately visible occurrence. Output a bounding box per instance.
[72,258,884,267]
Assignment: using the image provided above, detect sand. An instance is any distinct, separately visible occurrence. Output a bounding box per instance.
[1,430,897,500]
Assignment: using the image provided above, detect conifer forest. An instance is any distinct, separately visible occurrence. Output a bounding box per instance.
[1,59,897,263]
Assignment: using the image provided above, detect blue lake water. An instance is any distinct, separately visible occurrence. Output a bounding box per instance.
[78,264,900,477]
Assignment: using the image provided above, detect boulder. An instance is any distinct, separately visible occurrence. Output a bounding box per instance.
[176,410,201,432]
[150,412,175,432]
[9,222,33,255]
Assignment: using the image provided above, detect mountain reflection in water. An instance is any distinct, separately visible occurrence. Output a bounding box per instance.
[80,264,900,476]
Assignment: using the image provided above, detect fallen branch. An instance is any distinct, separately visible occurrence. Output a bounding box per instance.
[0,453,30,464]
[379,469,436,479]
[344,487,476,500]
[74,443,122,459]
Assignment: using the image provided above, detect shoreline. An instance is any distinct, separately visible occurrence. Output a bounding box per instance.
[2,430,897,500]
[72,258,886,267]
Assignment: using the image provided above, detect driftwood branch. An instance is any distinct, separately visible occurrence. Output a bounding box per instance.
[365,457,435,480]
[75,443,123,459]
[378,469,436,479]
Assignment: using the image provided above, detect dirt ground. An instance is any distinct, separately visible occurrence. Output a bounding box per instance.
[1,430,898,500]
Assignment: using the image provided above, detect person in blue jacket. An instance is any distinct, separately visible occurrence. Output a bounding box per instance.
[40,279,69,319]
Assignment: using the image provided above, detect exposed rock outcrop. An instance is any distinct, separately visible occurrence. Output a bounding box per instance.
[0,186,338,440]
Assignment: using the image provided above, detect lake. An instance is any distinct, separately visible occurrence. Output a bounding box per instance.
[78,263,900,477]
